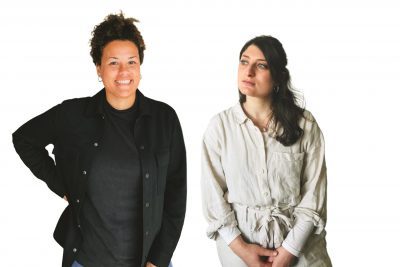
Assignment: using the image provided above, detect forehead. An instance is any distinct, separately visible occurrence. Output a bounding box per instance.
[102,40,139,56]
[242,44,266,60]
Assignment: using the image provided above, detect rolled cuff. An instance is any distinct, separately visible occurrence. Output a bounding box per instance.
[282,220,314,257]
[293,208,325,234]
[206,210,239,241]
[218,226,241,245]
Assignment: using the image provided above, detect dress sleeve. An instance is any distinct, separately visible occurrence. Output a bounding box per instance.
[292,118,328,237]
[201,116,241,245]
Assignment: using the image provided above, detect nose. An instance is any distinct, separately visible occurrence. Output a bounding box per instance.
[245,65,255,77]
[118,63,129,74]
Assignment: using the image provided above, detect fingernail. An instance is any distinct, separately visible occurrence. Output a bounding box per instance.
[274,251,278,256]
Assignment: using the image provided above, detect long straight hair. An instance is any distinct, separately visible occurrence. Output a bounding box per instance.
[239,35,304,146]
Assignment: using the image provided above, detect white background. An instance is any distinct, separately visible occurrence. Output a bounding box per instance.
[1,0,399,266]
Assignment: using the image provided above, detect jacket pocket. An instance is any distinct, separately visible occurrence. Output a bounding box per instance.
[267,151,304,201]
[156,149,170,195]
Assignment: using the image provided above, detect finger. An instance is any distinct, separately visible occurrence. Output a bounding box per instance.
[259,248,278,257]
[268,256,275,262]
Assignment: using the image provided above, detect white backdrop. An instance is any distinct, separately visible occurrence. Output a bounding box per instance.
[1,0,399,266]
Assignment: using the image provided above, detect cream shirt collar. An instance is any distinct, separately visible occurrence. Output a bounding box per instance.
[232,102,279,137]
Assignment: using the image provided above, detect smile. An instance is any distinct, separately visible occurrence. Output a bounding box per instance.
[115,80,131,85]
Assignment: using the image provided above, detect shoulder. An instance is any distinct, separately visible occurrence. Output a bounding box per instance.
[300,109,325,150]
[203,104,238,141]
[142,95,180,128]
[145,96,177,115]
[60,96,91,109]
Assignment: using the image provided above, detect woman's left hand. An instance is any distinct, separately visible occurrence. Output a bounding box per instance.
[146,262,157,267]
[268,246,294,267]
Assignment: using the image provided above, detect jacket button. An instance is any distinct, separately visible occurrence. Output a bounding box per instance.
[140,145,145,150]
[77,224,81,228]
[145,231,149,236]
[82,170,87,175]
[73,248,77,253]
[145,173,149,179]
[94,142,99,147]
[76,199,80,203]
[145,202,150,208]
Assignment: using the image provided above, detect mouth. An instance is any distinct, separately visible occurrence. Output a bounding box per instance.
[115,79,132,85]
[242,80,255,86]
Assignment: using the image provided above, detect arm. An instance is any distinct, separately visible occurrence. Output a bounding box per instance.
[147,112,187,267]
[12,104,65,198]
[271,120,328,266]
[201,116,241,244]
[201,117,277,266]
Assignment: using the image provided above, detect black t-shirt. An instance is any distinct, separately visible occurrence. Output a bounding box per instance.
[77,97,142,267]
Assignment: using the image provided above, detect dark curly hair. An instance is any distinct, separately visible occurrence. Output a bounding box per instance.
[239,36,304,146]
[90,12,146,65]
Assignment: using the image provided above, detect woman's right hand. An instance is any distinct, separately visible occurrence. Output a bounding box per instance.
[229,235,277,267]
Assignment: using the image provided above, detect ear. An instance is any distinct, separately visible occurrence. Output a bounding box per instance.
[96,65,101,77]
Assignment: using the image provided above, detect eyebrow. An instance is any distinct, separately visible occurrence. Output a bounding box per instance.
[107,56,138,60]
[241,54,267,62]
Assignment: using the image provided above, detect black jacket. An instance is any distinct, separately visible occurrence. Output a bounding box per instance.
[12,89,187,267]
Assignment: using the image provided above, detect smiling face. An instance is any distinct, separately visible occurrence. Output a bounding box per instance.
[238,44,274,100]
[96,40,141,109]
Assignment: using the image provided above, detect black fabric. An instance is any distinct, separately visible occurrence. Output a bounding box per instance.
[12,89,187,267]
[77,99,142,267]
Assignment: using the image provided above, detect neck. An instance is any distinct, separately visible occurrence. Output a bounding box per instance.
[106,94,136,110]
[242,95,272,120]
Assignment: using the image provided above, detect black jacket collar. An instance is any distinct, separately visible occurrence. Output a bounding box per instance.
[84,89,152,117]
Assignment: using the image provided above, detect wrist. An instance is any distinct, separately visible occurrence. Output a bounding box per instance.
[229,236,247,257]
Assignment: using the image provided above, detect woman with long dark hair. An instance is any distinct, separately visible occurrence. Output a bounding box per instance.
[202,36,331,267]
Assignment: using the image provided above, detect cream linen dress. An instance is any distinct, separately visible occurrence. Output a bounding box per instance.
[201,103,332,267]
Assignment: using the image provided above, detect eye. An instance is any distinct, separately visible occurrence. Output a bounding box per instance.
[109,61,118,66]
[239,59,248,65]
[128,60,137,65]
[257,63,269,70]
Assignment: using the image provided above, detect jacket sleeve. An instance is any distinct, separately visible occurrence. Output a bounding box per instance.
[12,104,66,198]
[147,111,187,267]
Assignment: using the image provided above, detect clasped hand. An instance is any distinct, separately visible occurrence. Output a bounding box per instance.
[229,236,294,267]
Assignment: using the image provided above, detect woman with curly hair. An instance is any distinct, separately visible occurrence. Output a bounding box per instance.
[202,36,331,267]
[13,12,185,267]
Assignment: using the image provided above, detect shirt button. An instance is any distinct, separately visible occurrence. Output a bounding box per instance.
[73,248,77,253]
[145,173,149,179]
[145,202,150,208]
[76,199,80,203]
[94,142,99,147]
[82,170,87,175]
